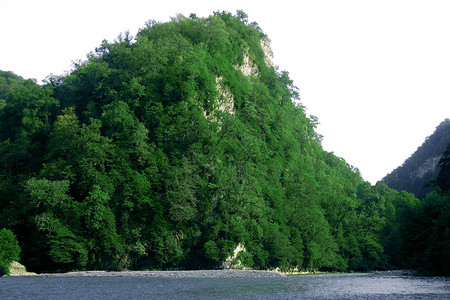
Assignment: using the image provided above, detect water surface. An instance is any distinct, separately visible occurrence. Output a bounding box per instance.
[1,271,449,299]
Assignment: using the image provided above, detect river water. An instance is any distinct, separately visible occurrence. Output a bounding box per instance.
[1,270,449,299]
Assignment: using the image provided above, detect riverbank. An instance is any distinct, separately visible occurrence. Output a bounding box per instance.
[6,266,419,278]
[39,269,285,278]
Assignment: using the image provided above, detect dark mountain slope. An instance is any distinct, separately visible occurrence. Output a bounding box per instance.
[382,119,450,198]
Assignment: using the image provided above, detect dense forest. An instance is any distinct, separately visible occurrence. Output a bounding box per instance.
[0,11,449,276]
[382,119,450,199]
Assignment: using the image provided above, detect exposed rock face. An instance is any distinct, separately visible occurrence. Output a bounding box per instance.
[7,261,37,276]
[260,37,274,68]
[239,50,259,76]
[204,37,274,121]
[238,38,274,76]
[222,243,246,269]
[413,156,441,178]
[215,76,234,115]
[202,76,235,122]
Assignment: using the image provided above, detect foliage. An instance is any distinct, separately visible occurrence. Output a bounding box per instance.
[0,71,28,111]
[0,11,444,274]
[397,151,450,275]
[436,142,450,192]
[0,228,21,276]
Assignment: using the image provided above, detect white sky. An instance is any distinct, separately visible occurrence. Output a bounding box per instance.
[1,0,449,184]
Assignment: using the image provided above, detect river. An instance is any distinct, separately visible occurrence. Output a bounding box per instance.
[1,270,449,299]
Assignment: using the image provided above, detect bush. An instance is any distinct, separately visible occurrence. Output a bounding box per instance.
[0,228,21,276]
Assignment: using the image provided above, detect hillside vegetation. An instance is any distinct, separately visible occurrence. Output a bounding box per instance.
[0,11,448,275]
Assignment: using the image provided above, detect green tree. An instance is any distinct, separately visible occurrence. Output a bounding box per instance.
[0,70,27,111]
[82,185,123,270]
[24,178,87,271]
[0,228,21,276]
[399,190,450,275]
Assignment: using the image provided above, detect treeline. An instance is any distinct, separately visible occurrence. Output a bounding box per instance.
[381,121,450,275]
[0,11,448,275]
[400,142,450,275]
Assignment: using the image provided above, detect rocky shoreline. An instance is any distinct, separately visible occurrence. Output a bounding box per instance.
[5,264,418,278]
[39,269,285,278]
[5,261,37,277]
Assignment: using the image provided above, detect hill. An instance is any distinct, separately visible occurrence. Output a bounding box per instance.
[382,119,450,198]
[0,11,443,274]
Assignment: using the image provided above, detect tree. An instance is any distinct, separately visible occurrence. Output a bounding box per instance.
[81,185,123,269]
[437,142,450,192]
[399,190,450,275]
[0,71,27,111]
[24,178,87,271]
[0,228,21,276]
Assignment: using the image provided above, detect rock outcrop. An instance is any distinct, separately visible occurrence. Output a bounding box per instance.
[6,261,37,276]
[239,50,259,77]
[260,37,274,68]
[222,243,247,269]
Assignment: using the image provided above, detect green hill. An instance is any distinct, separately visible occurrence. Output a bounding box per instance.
[0,11,447,275]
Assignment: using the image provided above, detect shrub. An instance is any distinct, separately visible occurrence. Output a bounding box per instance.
[0,228,21,276]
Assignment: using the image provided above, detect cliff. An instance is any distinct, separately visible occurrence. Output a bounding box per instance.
[382,119,450,198]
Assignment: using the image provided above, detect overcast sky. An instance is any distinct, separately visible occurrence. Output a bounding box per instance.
[1,0,449,184]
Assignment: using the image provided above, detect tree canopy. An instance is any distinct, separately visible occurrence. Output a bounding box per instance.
[0,11,448,275]
[0,228,21,275]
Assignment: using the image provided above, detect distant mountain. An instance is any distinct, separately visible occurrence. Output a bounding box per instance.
[382,119,450,198]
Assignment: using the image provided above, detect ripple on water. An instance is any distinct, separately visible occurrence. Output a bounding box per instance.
[0,271,449,300]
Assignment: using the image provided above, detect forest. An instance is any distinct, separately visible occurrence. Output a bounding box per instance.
[0,11,449,276]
